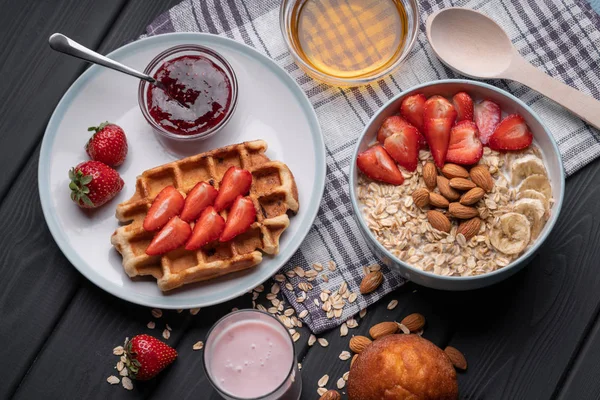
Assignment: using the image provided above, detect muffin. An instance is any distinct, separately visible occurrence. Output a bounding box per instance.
[347,334,458,400]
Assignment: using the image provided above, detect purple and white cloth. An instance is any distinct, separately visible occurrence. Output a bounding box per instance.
[141,0,600,333]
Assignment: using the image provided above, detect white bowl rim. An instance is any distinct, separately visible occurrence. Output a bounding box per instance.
[349,78,565,283]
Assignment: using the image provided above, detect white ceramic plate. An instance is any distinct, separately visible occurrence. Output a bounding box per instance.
[39,33,325,308]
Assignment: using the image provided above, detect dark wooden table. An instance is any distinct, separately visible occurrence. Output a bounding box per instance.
[3,0,600,399]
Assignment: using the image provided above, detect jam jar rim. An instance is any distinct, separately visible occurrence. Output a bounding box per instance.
[138,44,239,141]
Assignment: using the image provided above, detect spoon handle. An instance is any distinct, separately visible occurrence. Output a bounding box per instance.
[48,33,155,83]
[505,56,600,130]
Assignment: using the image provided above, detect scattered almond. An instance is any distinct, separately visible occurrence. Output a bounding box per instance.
[470,165,494,192]
[427,210,451,233]
[360,271,383,294]
[445,346,468,370]
[369,321,399,340]
[319,389,341,400]
[401,313,426,332]
[448,203,479,219]
[349,335,372,353]
[437,176,461,201]
[449,177,476,191]
[429,192,450,208]
[460,187,485,205]
[423,162,438,190]
[442,163,469,179]
[412,188,430,208]
[457,217,482,241]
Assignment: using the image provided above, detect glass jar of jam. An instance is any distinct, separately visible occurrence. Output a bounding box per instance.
[139,45,238,141]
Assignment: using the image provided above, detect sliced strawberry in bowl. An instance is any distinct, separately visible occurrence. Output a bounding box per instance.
[220,196,257,242]
[214,166,252,211]
[488,114,533,151]
[143,186,185,232]
[446,121,483,165]
[383,125,420,172]
[400,93,426,132]
[452,92,474,122]
[356,145,404,185]
[474,100,501,144]
[185,206,225,250]
[145,216,192,256]
[377,115,413,143]
[180,182,218,222]
[423,95,457,121]
[423,117,454,167]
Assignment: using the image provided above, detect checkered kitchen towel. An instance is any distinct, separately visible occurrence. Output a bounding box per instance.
[142,0,600,333]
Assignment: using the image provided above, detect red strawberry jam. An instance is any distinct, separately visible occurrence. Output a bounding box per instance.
[147,55,232,136]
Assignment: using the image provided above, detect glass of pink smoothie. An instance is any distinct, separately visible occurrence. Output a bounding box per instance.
[204,309,302,400]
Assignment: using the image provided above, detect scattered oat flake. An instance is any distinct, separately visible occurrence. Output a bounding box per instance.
[337,377,346,389]
[339,350,351,360]
[313,263,323,271]
[147,321,155,329]
[113,346,124,356]
[162,329,171,340]
[318,374,329,387]
[398,323,410,334]
[343,371,350,381]
[151,308,162,318]
[190,308,201,315]
[359,309,367,318]
[322,274,329,283]
[340,323,348,337]
[116,361,124,371]
[299,310,308,319]
[166,324,172,331]
[294,266,305,277]
[254,284,264,293]
[274,274,285,282]
[120,355,127,363]
[271,284,280,294]
[308,334,317,346]
[328,261,336,271]
[285,282,293,291]
[387,300,398,310]
[314,298,320,307]
[317,387,327,396]
[122,376,133,390]
[292,332,301,342]
[107,376,120,385]
[348,292,358,303]
[119,368,128,377]
[298,363,302,370]
[318,338,329,347]
[193,341,204,350]
[347,318,358,328]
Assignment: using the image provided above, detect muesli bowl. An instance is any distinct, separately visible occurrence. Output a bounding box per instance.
[349,79,564,291]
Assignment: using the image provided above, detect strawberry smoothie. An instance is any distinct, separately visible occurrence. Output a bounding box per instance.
[205,310,301,400]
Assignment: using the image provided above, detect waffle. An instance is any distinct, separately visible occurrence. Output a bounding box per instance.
[111,140,299,292]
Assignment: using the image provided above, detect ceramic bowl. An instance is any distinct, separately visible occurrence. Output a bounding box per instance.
[349,79,565,290]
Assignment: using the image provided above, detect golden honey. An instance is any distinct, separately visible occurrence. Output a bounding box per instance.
[289,0,409,80]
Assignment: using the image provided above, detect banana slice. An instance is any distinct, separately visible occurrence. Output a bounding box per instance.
[511,154,547,186]
[514,198,546,239]
[490,212,531,255]
[517,189,550,212]
[518,174,552,199]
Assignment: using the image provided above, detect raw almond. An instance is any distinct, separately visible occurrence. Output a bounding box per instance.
[457,217,481,241]
[400,313,426,332]
[460,187,485,205]
[448,203,479,219]
[319,390,341,400]
[441,163,469,179]
[427,210,451,233]
[360,271,383,294]
[423,162,438,190]
[445,346,467,370]
[349,335,372,353]
[449,178,476,191]
[412,188,430,208]
[437,176,461,201]
[429,192,449,208]
[470,165,494,192]
[369,321,399,340]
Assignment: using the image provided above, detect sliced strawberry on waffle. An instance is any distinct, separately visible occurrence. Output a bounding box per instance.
[488,114,533,151]
[423,117,454,168]
[180,182,218,222]
[356,145,404,185]
[143,186,185,232]
[446,121,483,165]
[400,93,427,133]
[474,100,501,144]
[452,92,474,122]
[220,196,256,242]
[214,166,252,212]
[146,216,192,256]
[383,125,420,172]
[185,206,225,250]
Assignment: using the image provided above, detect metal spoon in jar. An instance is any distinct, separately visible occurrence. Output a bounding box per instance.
[48,33,188,108]
[426,7,600,130]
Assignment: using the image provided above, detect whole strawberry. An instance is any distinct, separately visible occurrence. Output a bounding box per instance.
[125,334,178,381]
[85,122,128,167]
[69,161,124,208]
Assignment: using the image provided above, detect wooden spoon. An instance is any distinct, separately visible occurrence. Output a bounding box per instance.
[426,7,600,129]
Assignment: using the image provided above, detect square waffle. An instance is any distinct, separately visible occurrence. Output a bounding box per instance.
[110,140,299,292]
